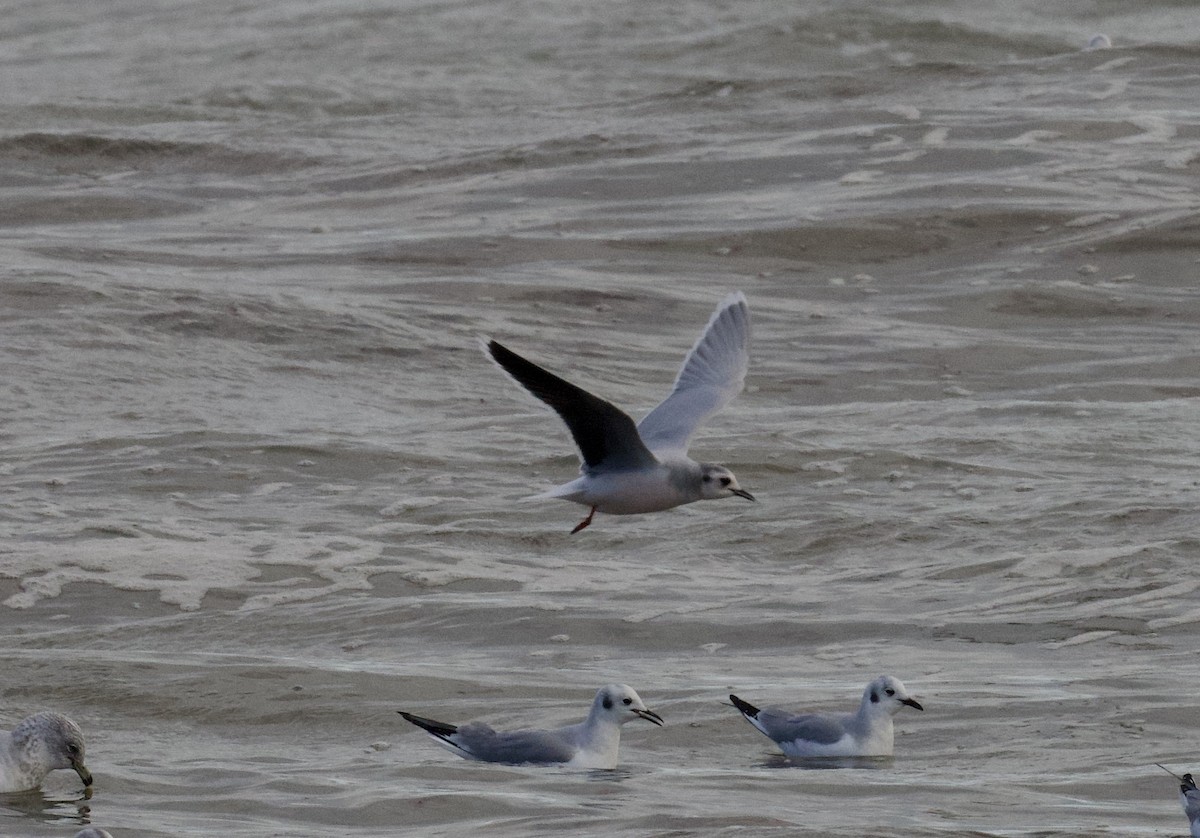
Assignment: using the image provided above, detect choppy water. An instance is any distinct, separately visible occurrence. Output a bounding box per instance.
[3,1,1200,836]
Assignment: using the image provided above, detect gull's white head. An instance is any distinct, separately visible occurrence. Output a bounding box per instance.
[698,464,755,502]
[862,676,924,717]
[592,684,664,727]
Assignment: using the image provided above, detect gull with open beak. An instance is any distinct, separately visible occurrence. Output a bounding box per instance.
[399,684,664,769]
[730,676,924,759]
[485,292,755,533]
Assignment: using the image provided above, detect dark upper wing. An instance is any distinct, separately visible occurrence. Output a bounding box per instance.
[486,340,657,471]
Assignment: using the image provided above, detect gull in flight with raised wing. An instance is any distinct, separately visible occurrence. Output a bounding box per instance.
[485,292,754,533]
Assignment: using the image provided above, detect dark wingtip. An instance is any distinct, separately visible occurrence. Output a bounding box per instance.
[397,710,458,737]
[482,338,515,373]
[728,694,760,718]
[485,338,515,367]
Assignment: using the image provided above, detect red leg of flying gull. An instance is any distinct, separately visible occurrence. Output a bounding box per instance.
[570,507,596,534]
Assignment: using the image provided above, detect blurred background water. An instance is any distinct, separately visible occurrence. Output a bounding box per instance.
[2,1,1200,835]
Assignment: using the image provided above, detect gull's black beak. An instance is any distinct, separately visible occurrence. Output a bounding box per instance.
[901,697,924,711]
[731,488,755,501]
[633,708,664,726]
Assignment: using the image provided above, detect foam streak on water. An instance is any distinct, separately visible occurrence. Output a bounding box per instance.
[2,2,1199,836]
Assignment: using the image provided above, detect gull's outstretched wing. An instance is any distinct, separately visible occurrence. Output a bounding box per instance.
[637,292,749,457]
[486,340,657,472]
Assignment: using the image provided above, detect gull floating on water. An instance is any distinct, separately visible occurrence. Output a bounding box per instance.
[0,712,92,793]
[398,684,664,769]
[1157,764,1200,837]
[485,292,754,533]
[730,676,923,758]
[75,829,115,838]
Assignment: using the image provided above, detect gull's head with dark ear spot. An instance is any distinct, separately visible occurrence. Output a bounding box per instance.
[863,675,923,716]
[594,684,664,727]
[698,464,755,502]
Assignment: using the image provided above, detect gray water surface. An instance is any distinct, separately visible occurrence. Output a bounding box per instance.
[2,2,1199,836]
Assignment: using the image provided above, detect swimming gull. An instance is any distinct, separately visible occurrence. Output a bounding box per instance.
[398,684,663,768]
[0,712,92,792]
[485,292,754,533]
[1157,764,1200,837]
[730,676,923,758]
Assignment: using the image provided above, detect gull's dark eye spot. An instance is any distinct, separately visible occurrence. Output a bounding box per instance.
[720,477,731,487]
[67,743,80,756]
[870,691,879,703]
[602,697,613,709]
[702,474,711,483]
[885,688,895,697]
[622,697,632,705]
